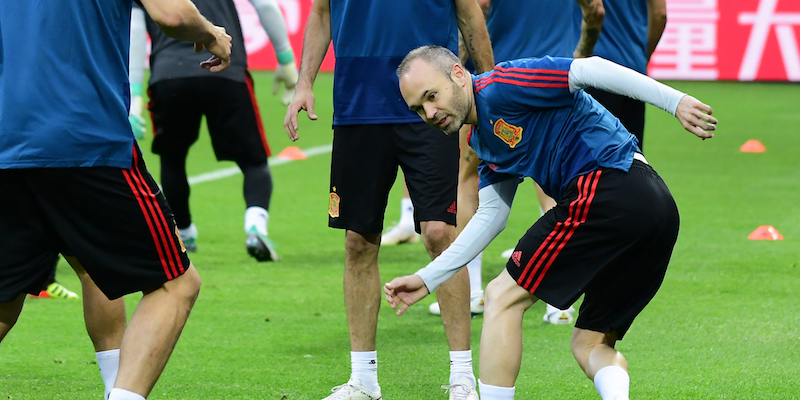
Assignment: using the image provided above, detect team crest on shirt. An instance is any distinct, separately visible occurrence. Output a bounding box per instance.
[329,191,341,218]
[493,118,523,148]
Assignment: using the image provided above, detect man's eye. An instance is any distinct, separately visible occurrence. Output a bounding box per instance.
[428,93,436,101]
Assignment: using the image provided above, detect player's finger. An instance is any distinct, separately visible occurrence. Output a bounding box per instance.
[396,302,410,316]
[194,42,205,53]
[306,102,318,121]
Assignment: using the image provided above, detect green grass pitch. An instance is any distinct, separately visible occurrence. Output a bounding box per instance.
[1,73,798,399]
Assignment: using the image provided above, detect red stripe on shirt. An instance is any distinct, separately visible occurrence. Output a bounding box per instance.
[476,76,569,94]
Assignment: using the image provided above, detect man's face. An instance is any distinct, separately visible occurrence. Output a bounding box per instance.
[399,59,470,135]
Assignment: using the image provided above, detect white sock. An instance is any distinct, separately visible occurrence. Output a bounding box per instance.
[178,223,197,240]
[398,197,414,229]
[593,365,630,400]
[96,349,120,400]
[108,388,145,400]
[244,206,269,236]
[351,351,380,394]
[546,303,571,313]
[479,379,515,400]
[467,252,483,297]
[449,350,476,387]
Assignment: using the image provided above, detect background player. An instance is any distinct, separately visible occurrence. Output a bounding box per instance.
[139,0,284,261]
[284,0,493,398]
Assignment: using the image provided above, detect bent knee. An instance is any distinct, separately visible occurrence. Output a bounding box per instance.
[484,272,534,315]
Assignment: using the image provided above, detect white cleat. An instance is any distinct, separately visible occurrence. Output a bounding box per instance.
[442,383,479,400]
[543,304,575,325]
[429,291,485,317]
[501,248,514,259]
[322,379,382,400]
[380,223,420,245]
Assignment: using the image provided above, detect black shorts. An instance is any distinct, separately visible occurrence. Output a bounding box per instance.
[148,73,271,163]
[505,160,679,338]
[0,145,191,301]
[329,123,458,234]
[585,87,646,151]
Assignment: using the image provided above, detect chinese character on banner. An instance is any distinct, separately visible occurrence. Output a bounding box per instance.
[649,0,720,80]
[735,0,800,81]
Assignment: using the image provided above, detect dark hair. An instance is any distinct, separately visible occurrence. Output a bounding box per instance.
[396,45,462,79]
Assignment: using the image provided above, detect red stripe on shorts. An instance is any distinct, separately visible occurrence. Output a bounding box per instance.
[245,73,272,157]
[130,149,186,276]
[122,169,174,280]
[518,171,602,292]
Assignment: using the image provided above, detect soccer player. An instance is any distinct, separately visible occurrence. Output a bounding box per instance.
[284,0,493,398]
[583,0,667,151]
[140,0,282,261]
[384,46,717,399]
[429,0,606,324]
[0,1,231,400]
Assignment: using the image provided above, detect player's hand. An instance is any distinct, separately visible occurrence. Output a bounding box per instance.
[196,25,232,72]
[384,274,430,316]
[676,95,717,140]
[273,61,298,106]
[284,86,317,142]
[129,95,146,140]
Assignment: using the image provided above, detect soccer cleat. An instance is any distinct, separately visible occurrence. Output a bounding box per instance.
[246,228,280,262]
[429,291,485,317]
[380,223,420,246]
[322,379,381,400]
[29,282,79,299]
[442,383,479,400]
[182,236,198,253]
[543,304,575,325]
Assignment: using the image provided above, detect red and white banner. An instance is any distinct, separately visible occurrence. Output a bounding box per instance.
[238,0,800,82]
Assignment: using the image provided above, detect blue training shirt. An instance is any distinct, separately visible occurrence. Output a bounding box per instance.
[578,0,649,73]
[0,0,135,169]
[330,0,459,125]
[469,57,639,199]
[487,0,578,63]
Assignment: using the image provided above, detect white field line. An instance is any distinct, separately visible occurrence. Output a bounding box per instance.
[186,144,332,186]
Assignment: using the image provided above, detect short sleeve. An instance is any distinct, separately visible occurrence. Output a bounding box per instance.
[477,161,518,190]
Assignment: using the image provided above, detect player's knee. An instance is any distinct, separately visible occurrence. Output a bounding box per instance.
[420,221,454,252]
[484,274,532,317]
[345,231,380,261]
[174,264,202,304]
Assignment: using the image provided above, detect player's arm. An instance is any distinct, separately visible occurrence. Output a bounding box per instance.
[646,0,668,61]
[457,125,480,236]
[573,0,605,58]
[569,57,718,139]
[247,0,298,105]
[129,5,148,140]
[139,0,232,71]
[384,177,518,315]
[284,0,331,141]
[453,0,494,73]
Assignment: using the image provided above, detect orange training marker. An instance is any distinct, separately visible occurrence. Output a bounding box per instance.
[748,225,783,240]
[740,140,766,153]
[278,146,307,160]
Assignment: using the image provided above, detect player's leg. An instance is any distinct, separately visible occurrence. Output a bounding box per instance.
[65,256,126,399]
[571,328,630,400]
[477,270,537,400]
[149,78,204,252]
[430,125,484,317]
[399,122,476,398]
[381,178,419,245]
[0,294,26,342]
[29,146,199,399]
[324,124,398,399]
[0,169,63,342]
[206,73,278,261]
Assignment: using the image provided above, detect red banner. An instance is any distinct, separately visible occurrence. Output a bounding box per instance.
[238,0,800,81]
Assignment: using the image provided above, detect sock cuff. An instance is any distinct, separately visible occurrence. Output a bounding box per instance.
[108,388,146,400]
[594,365,629,381]
[449,350,472,362]
[351,350,377,360]
[96,349,120,360]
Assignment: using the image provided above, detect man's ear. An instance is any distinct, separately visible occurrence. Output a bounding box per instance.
[451,63,468,87]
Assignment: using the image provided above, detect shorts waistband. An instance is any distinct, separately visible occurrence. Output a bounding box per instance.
[633,152,648,165]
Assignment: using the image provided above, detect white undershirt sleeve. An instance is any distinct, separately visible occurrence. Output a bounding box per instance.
[415,178,519,293]
[129,6,147,85]
[568,56,685,116]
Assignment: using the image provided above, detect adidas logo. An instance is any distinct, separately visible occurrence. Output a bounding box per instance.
[511,250,522,267]
[447,201,457,215]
